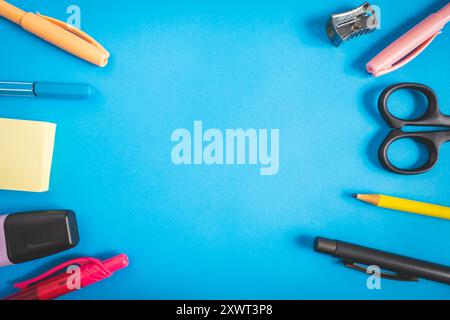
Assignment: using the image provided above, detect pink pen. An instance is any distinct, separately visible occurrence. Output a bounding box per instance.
[5,254,129,300]
[367,2,450,77]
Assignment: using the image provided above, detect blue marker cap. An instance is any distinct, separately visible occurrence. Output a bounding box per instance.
[33,82,93,99]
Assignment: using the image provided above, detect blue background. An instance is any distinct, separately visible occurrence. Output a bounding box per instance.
[0,0,449,299]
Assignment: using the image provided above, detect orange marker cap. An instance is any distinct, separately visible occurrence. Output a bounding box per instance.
[0,0,109,67]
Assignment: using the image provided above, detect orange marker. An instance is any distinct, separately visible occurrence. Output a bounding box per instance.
[0,0,109,67]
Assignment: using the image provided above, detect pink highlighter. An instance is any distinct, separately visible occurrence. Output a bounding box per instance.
[5,255,129,300]
[367,3,450,77]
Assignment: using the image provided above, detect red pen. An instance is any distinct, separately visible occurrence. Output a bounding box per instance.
[5,254,129,300]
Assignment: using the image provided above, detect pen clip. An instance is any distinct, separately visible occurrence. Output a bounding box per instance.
[343,261,419,282]
[373,31,441,77]
[36,12,110,58]
[14,257,111,290]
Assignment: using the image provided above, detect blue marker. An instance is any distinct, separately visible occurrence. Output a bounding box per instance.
[0,81,92,99]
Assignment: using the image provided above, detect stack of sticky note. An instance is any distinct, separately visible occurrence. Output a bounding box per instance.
[0,118,56,192]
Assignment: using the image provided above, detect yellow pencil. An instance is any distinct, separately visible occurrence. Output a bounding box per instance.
[353,194,450,221]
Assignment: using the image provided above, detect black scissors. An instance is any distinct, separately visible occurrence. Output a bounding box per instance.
[378,83,450,175]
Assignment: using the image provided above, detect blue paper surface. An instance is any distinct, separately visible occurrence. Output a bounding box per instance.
[0,0,449,299]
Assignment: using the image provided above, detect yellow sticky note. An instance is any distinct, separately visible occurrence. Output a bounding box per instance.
[0,118,56,192]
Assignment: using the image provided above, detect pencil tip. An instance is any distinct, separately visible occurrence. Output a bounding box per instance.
[352,194,358,199]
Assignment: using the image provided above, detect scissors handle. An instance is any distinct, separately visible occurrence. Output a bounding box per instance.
[378,83,450,128]
[379,129,450,175]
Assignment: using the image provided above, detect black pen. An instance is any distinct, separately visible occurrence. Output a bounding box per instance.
[314,237,450,285]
